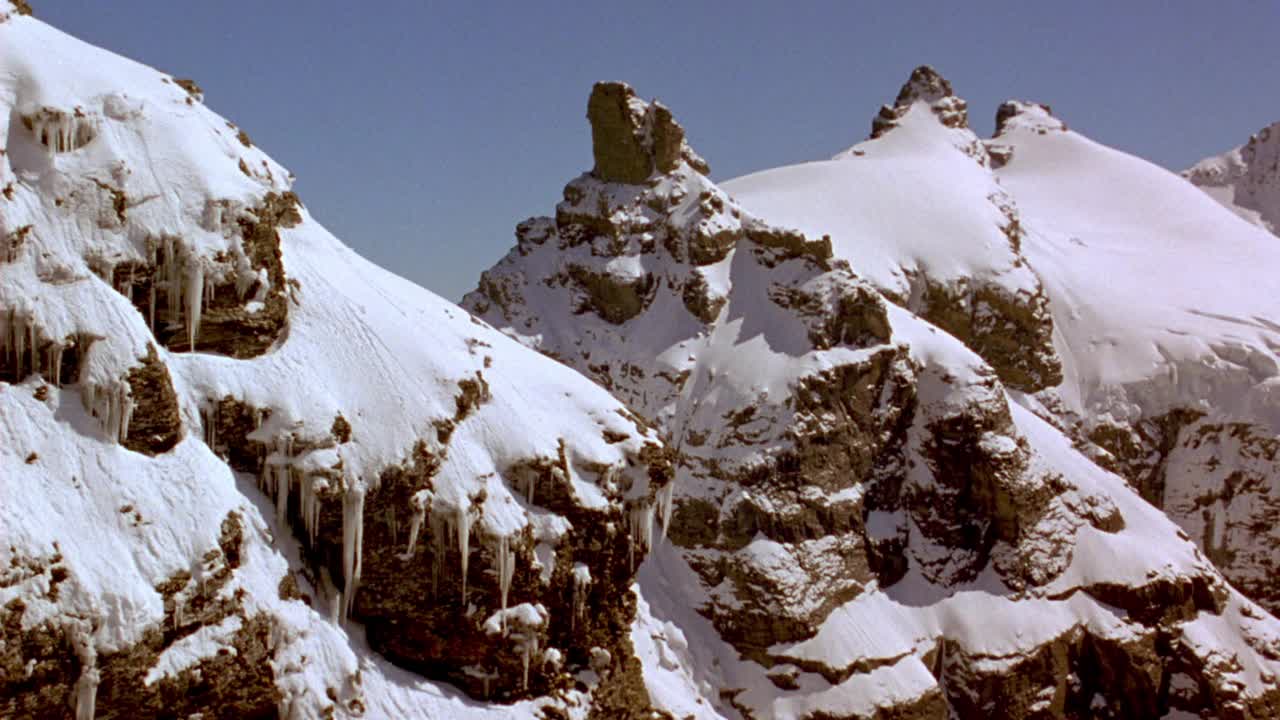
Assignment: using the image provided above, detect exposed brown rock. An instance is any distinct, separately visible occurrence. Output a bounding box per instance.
[122,344,181,455]
[588,82,652,184]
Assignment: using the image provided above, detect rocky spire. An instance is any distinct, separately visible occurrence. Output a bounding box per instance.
[870,65,969,139]
[587,82,708,183]
[993,99,1067,137]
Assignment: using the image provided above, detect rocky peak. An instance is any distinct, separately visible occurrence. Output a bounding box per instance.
[1184,120,1280,236]
[993,99,1067,137]
[871,64,969,138]
[587,81,708,184]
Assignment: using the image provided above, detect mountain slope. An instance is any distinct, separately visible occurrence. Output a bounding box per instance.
[1185,121,1280,236]
[0,6,672,718]
[720,69,1280,622]
[466,80,1280,719]
[989,101,1280,615]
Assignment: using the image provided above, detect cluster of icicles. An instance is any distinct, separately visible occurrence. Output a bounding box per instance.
[26,107,97,154]
[92,236,228,352]
[2,309,137,445]
[2,308,67,385]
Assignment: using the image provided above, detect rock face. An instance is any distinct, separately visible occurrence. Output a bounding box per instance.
[588,82,708,184]
[1,10,677,719]
[466,82,1280,719]
[1185,120,1280,236]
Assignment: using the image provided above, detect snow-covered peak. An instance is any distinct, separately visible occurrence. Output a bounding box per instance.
[1184,120,1280,235]
[870,65,970,140]
[993,99,1067,137]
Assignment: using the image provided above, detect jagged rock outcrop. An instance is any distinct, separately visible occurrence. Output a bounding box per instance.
[588,82,709,183]
[467,82,1280,719]
[1185,120,1280,236]
[871,65,969,140]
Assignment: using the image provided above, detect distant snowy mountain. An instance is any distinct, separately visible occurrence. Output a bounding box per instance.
[1185,120,1280,236]
[467,77,1280,718]
[1,5,673,718]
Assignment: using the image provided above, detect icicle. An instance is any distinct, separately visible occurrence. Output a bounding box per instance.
[119,385,135,443]
[657,482,674,542]
[275,466,289,527]
[47,344,64,386]
[522,642,531,690]
[165,237,180,325]
[148,283,156,334]
[401,490,431,559]
[628,501,654,570]
[525,473,535,505]
[572,564,592,631]
[72,629,99,720]
[457,504,472,605]
[209,402,218,449]
[14,314,26,379]
[185,259,204,351]
[300,476,314,546]
[329,590,341,626]
[495,535,515,631]
[342,483,366,620]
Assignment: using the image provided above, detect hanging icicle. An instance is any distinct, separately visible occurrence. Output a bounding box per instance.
[571,563,592,631]
[341,483,366,621]
[628,500,654,570]
[457,504,472,605]
[71,628,99,720]
[495,534,515,631]
[657,481,675,542]
[401,490,432,559]
[185,258,204,351]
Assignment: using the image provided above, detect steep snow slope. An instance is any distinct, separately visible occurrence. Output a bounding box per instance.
[1185,121,1280,236]
[1,6,672,718]
[467,80,1280,719]
[991,101,1280,613]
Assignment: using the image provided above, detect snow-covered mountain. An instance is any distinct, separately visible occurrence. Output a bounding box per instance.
[1185,120,1280,236]
[6,3,1280,719]
[1,6,674,718]
[721,74,1280,622]
[466,78,1280,718]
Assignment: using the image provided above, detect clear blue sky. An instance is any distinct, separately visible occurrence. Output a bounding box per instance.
[34,2,1280,301]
